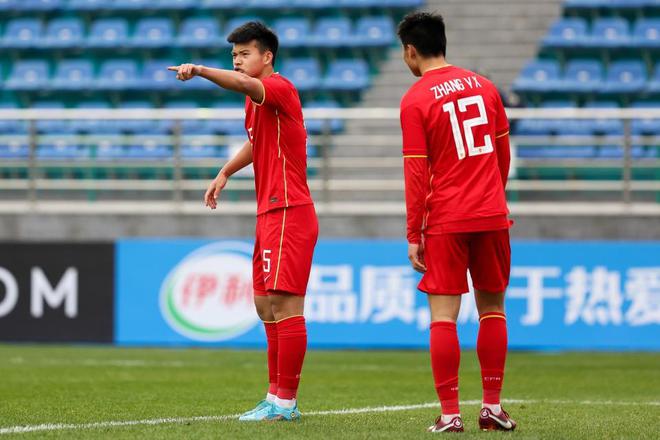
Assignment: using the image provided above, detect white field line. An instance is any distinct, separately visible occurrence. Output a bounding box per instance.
[1,399,659,435]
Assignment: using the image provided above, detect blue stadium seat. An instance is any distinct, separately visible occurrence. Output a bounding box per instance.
[208,102,244,135]
[31,101,72,134]
[291,0,334,7]
[0,0,18,11]
[590,18,630,48]
[87,19,129,48]
[603,60,647,94]
[52,60,94,90]
[223,17,263,39]
[14,0,61,11]
[273,18,310,48]
[125,136,172,160]
[0,103,27,135]
[0,139,29,159]
[96,59,139,90]
[201,0,244,8]
[633,19,660,48]
[354,16,395,47]
[5,60,49,91]
[246,0,286,8]
[157,0,199,9]
[96,138,128,160]
[67,0,104,10]
[322,59,370,91]
[281,59,321,92]
[631,102,660,135]
[42,18,84,49]
[2,18,43,48]
[177,18,223,48]
[119,101,167,134]
[71,102,121,134]
[132,18,174,48]
[165,101,213,134]
[542,18,588,47]
[312,17,352,47]
[596,145,647,159]
[512,60,562,93]
[304,100,344,134]
[559,59,603,93]
[105,0,148,10]
[37,140,89,161]
[140,60,178,90]
[646,62,660,93]
[584,101,623,135]
[182,142,228,159]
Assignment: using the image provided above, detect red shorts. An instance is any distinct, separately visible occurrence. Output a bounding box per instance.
[418,229,511,295]
[253,204,318,296]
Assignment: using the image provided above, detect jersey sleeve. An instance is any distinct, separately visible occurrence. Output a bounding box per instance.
[253,75,292,111]
[400,102,429,244]
[493,90,509,138]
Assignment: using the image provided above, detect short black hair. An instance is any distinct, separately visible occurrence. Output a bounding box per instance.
[227,21,279,67]
[397,12,447,58]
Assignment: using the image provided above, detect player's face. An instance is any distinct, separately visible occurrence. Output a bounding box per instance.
[402,44,422,77]
[232,41,273,78]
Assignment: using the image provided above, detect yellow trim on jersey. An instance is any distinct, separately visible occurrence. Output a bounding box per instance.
[495,130,510,139]
[276,314,305,324]
[403,155,428,158]
[262,320,276,324]
[250,80,267,106]
[273,208,287,290]
[276,110,289,207]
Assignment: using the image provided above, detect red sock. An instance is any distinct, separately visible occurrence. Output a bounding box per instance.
[477,312,508,405]
[430,321,460,415]
[276,315,307,400]
[264,321,278,395]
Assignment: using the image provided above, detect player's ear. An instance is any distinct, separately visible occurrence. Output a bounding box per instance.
[263,50,273,67]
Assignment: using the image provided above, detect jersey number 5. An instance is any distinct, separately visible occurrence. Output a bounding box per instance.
[442,95,493,160]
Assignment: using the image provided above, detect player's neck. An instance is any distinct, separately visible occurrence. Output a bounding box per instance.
[256,66,275,80]
[419,58,452,76]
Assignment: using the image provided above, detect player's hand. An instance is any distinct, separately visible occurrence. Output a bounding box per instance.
[167,63,202,81]
[204,172,228,210]
[408,242,427,273]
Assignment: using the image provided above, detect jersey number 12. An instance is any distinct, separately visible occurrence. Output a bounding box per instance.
[442,95,493,160]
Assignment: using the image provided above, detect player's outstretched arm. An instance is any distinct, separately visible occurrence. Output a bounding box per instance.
[168,64,264,104]
[204,140,253,210]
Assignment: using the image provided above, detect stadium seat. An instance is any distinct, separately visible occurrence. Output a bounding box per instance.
[633,19,660,48]
[273,18,310,48]
[246,0,287,8]
[132,18,174,48]
[96,59,139,90]
[646,62,660,93]
[71,101,120,134]
[542,18,588,47]
[290,0,334,7]
[2,18,42,48]
[42,18,84,49]
[157,0,199,9]
[140,60,178,90]
[95,138,128,161]
[312,17,352,47]
[165,101,214,135]
[31,101,73,134]
[280,58,321,92]
[353,16,395,47]
[584,101,623,135]
[5,60,49,91]
[14,0,61,11]
[0,139,29,159]
[125,136,172,160]
[37,140,89,161]
[67,0,104,10]
[511,60,562,93]
[603,60,647,94]
[559,59,604,93]
[304,100,344,134]
[201,0,244,8]
[182,142,228,159]
[87,19,129,48]
[631,102,660,135]
[322,59,370,91]
[177,18,223,48]
[590,18,630,48]
[119,101,167,134]
[0,103,27,135]
[0,0,17,11]
[105,0,149,10]
[223,17,264,38]
[207,102,244,135]
[52,60,94,91]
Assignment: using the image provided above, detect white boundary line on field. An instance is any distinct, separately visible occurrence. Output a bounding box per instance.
[1,399,659,435]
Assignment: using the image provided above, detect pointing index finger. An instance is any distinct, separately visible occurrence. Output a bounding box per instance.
[167,66,179,71]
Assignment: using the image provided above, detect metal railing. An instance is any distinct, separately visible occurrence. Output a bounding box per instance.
[0,107,658,213]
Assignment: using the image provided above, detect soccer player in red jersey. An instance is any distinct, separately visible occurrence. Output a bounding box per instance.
[397,12,517,433]
[169,22,317,422]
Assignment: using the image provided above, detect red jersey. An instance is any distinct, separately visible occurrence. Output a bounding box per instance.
[245,73,313,215]
[400,65,511,243]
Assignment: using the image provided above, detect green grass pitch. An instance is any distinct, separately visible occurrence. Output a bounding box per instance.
[0,345,658,439]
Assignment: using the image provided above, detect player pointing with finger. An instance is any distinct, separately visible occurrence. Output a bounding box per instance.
[170,21,317,423]
[397,12,516,433]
